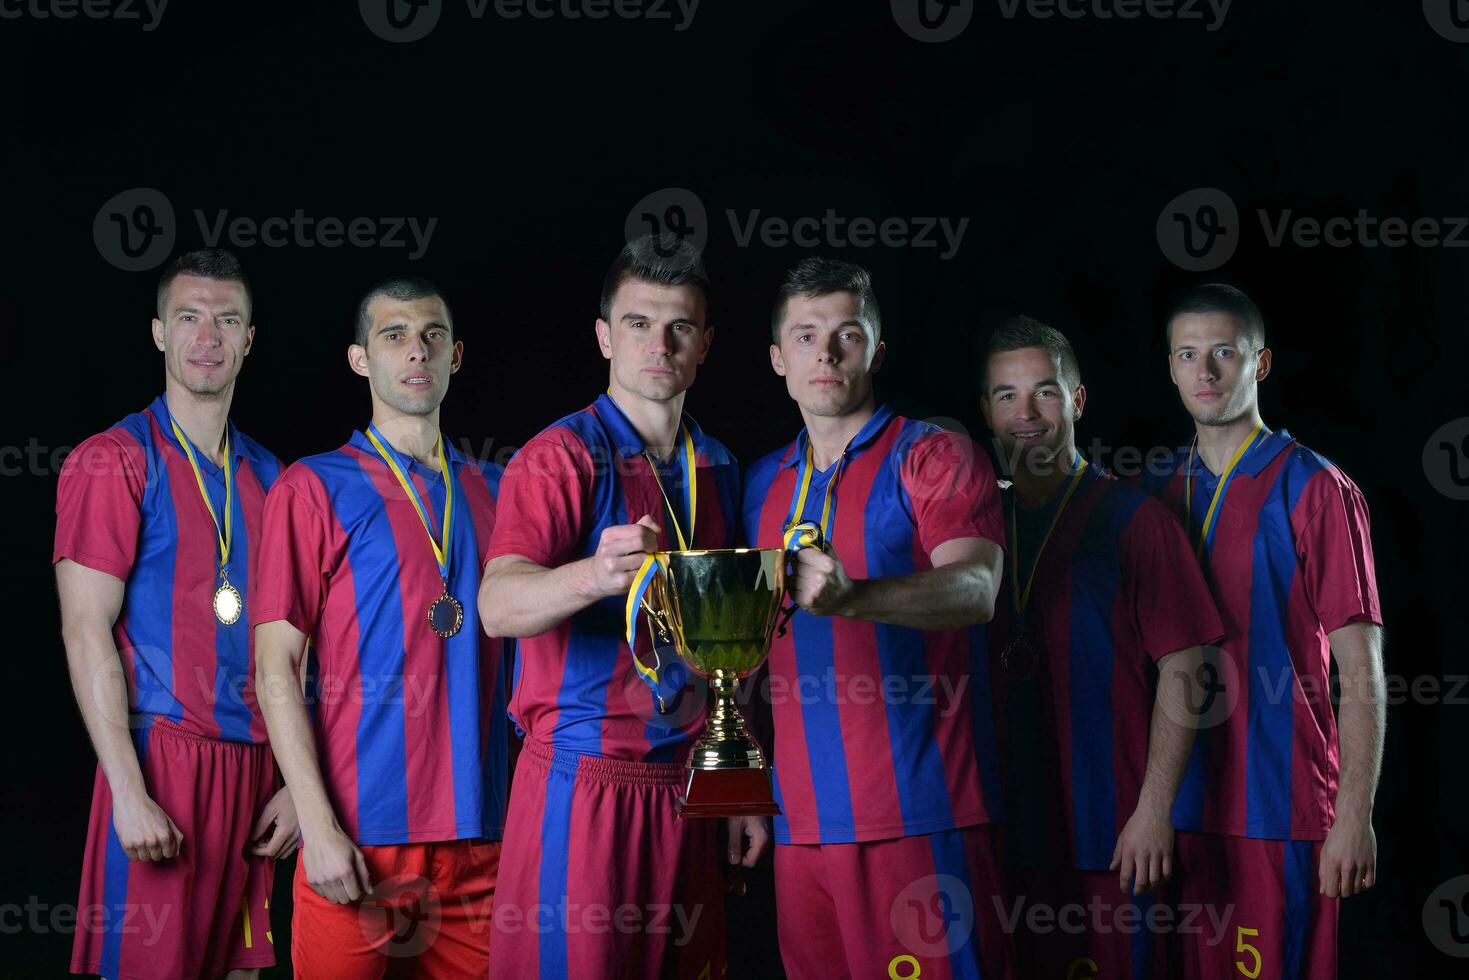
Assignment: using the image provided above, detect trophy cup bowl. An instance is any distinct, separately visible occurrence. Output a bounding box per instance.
[645,547,785,818]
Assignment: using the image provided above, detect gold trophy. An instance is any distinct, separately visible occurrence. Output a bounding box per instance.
[634,547,787,818]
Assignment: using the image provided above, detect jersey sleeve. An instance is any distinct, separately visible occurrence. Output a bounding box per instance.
[250,468,332,636]
[53,431,148,581]
[900,429,1006,557]
[1122,496,1226,662]
[1295,469,1382,632]
[485,427,593,568]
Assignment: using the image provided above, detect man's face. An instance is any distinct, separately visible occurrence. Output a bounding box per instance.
[1166,312,1271,427]
[769,291,884,418]
[151,275,254,399]
[596,279,711,403]
[981,346,1084,471]
[349,294,461,417]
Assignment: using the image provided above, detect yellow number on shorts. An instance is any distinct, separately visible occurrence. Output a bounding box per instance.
[695,963,711,980]
[888,953,921,979]
[1067,956,1099,979]
[1234,925,1262,978]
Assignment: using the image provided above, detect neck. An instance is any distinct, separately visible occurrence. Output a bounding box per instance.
[608,382,686,461]
[1010,440,1079,508]
[1194,408,1266,475]
[801,397,877,470]
[370,405,443,469]
[164,377,232,465]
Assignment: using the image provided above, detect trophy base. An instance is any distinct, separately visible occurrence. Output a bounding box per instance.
[677,767,781,818]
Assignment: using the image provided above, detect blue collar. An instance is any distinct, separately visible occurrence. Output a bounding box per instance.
[1184,427,1292,479]
[781,404,896,469]
[348,427,468,475]
[150,395,245,472]
[594,392,704,460]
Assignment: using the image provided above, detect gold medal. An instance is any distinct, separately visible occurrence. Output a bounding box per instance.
[213,580,243,626]
[428,592,464,638]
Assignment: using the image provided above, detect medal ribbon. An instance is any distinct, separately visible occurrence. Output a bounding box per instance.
[169,415,233,579]
[1184,420,1264,559]
[1009,455,1090,619]
[364,424,455,582]
[783,437,847,544]
[622,423,698,711]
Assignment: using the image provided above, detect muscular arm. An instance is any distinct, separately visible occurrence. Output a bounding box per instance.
[1110,645,1202,894]
[792,536,1003,630]
[56,559,182,861]
[1321,621,1385,897]
[255,619,370,903]
[479,517,659,638]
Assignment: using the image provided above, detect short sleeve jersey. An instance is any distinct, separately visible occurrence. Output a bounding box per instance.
[993,466,1224,870]
[742,406,1006,845]
[53,396,283,744]
[251,431,509,846]
[484,393,742,763]
[1139,429,1381,840]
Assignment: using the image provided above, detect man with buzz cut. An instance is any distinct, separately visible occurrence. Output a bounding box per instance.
[479,234,764,979]
[252,275,510,978]
[979,315,1222,978]
[1140,283,1385,980]
[742,256,1014,979]
[57,248,297,980]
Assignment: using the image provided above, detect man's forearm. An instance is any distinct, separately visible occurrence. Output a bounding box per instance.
[1334,642,1386,825]
[63,625,147,798]
[255,629,340,834]
[479,557,601,638]
[1136,646,1203,816]
[835,561,996,630]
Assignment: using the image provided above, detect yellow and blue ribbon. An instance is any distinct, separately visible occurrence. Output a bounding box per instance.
[364,423,455,583]
[1184,421,1264,559]
[169,412,233,580]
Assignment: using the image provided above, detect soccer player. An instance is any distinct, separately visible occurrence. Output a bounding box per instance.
[252,276,509,978]
[979,315,1220,978]
[741,257,1012,979]
[1140,284,1385,979]
[478,235,761,979]
[56,248,296,980]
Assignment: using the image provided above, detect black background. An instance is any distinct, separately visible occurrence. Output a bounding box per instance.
[2,1,1466,975]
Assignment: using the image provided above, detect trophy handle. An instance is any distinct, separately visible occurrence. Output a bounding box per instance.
[775,600,798,638]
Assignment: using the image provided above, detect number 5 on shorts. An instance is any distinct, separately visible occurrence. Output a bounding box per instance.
[1234,925,1261,978]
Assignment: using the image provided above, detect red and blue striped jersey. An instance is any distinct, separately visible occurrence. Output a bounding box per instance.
[53,396,283,744]
[742,407,1006,845]
[485,393,741,763]
[993,467,1224,871]
[251,430,509,846]
[1139,429,1381,840]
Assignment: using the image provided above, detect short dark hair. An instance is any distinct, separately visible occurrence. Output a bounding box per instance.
[981,315,1082,394]
[355,275,451,346]
[599,234,710,324]
[156,248,252,320]
[1165,283,1266,350]
[770,257,881,343]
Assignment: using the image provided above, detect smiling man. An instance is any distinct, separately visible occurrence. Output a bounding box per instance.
[741,257,1012,979]
[1140,284,1385,980]
[56,249,296,980]
[478,235,756,979]
[979,315,1219,979]
[252,276,510,978]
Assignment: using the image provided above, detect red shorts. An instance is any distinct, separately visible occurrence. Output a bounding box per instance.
[291,837,500,979]
[487,737,725,980]
[1173,831,1337,980]
[774,824,1015,980]
[1007,866,1175,980]
[70,716,277,980]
